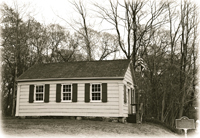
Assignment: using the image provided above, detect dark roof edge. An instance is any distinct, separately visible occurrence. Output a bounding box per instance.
[17,77,124,82]
[31,59,130,66]
[51,59,129,63]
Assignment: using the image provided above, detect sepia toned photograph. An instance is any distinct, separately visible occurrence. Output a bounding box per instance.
[0,0,199,137]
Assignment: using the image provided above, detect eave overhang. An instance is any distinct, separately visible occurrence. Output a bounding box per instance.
[17,77,124,82]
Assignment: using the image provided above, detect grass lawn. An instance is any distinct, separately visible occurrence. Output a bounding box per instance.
[0,117,193,138]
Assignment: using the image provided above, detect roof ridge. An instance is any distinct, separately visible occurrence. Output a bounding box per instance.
[40,59,130,65]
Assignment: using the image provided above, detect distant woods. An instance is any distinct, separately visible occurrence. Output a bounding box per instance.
[1,0,199,128]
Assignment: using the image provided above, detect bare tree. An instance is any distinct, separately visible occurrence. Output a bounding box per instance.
[46,24,72,62]
[98,32,119,60]
[93,0,168,67]
[1,2,32,116]
[93,0,129,59]
[56,0,93,61]
[178,0,199,118]
[57,0,119,61]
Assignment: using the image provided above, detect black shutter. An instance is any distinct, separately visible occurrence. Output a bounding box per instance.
[102,83,107,102]
[124,85,127,103]
[72,84,77,102]
[85,83,90,102]
[44,84,50,103]
[56,84,61,102]
[29,85,34,103]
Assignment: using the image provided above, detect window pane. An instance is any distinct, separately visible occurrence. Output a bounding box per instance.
[36,94,43,101]
[92,84,101,101]
[36,85,44,101]
[36,85,43,93]
[63,85,65,91]
[63,85,71,92]
[67,93,71,99]
[63,88,71,101]
[36,95,39,100]
[63,85,66,92]
[67,85,71,92]
[40,86,43,92]
[40,94,43,100]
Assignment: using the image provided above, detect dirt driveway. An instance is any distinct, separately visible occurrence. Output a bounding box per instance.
[0,117,191,138]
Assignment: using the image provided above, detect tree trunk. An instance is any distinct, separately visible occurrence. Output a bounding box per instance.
[11,64,17,116]
[161,90,166,122]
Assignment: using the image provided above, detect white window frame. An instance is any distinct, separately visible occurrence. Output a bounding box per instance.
[34,84,44,102]
[61,84,72,102]
[91,83,102,102]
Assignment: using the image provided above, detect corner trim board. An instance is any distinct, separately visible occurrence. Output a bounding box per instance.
[15,84,20,116]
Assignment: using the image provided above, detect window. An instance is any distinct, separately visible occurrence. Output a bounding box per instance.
[124,85,127,103]
[62,84,72,101]
[132,89,135,104]
[91,84,101,101]
[35,85,44,101]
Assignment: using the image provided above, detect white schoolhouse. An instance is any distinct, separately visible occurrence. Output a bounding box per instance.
[15,59,136,119]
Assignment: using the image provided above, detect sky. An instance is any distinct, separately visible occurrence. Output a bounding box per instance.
[1,0,200,34]
[0,0,116,33]
[1,0,200,21]
[1,0,200,33]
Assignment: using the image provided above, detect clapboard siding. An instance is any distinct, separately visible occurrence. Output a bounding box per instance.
[19,109,119,113]
[19,97,119,102]
[19,105,119,109]
[123,65,133,117]
[124,65,133,84]
[18,112,121,117]
[123,84,129,117]
[19,102,119,106]
[17,81,122,117]
[123,104,128,117]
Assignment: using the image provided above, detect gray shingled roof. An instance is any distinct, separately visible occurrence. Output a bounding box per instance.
[17,59,130,81]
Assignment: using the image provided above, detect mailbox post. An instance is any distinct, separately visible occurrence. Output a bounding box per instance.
[176,116,195,138]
